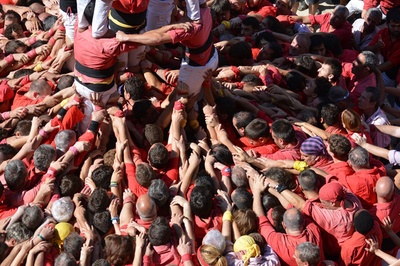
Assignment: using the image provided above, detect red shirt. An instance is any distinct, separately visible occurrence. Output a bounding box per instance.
[265,130,307,160]
[324,161,355,179]
[154,157,179,188]
[238,137,279,156]
[339,220,383,266]
[11,84,43,110]
[194,203,222,245]
[308,13,354,50]
[125,163,148,198]
[259,216,323,266]
[363,0,400,14]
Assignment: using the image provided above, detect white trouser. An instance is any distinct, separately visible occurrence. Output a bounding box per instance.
[185,0,200,21]
[76,0,112,38]
[178,50,219,96]
[59,9,77,41]
[117,45,146,69]
[75,81,116,133]
[145,0,175,31]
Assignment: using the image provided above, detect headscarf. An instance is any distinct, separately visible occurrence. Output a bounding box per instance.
[53,222,74,250]
[300,136,326,156]
[234,236,261,266]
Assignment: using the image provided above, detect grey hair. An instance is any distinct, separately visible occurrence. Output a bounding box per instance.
[203,230,226,253]
[55,130,76,152]
[361,51,377,69]
[296,242,321,266]
[54,252,76,266]
[6,222,32,243]
[283,208,304,231]
[349,146,369,168]
[334,5,349,18]
[366,7,382,22]
[52,197,75,222]
[148,179,169,207]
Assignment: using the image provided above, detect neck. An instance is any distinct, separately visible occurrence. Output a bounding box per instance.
[362,107,377,119]
[304,190,319,200]
[377,195,392,203]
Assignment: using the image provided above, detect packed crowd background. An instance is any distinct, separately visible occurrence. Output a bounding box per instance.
[0,0,400,264]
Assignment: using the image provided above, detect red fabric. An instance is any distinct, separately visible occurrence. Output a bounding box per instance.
[342,63,377,101]
[247,5,275,18]
[339,220,383,266]
[11,84,43,110]
[74,131,96,167]
[125,162,148,197]
[0,204,17,219]
[22,158,46,190]
[112,0,148,14]
[238,137,279,156]
[0,80,14,103]
[325,125,347,135]
[169,7,213,66]
[259,216,323,266]
[369,28,400,67]
[193,203,222,245]
[308,13,354,50]
[324,161,355,179]
[264,130,307,160]
[151,242,181,266]
[337,49,358,64]
[154,157,179,188]
[257,110,273,124]
[363,0,400,14]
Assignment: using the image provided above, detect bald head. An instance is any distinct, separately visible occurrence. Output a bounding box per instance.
[376,176,394,200]
[136,194,157,221]
[30,79,52,97]
[283,208,304,232]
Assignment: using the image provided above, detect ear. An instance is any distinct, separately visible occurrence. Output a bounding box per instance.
[15,131,21,137]
[328,73,334,82]
[320,117,325,124]
[9,238,17,247]
[279,138,285,146]
[32,91,39,99]
[258,137,266,144]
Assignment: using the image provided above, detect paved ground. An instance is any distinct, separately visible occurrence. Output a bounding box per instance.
[297,0,336,16]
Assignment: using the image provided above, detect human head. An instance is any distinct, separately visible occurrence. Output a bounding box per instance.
[215,96,237,121]
[241,16,260,36]
[233,209,258,235]
[329,5,349,29]
[4,10,20,28]
[300,136,327,166]
[54,222,74,250]
[328,86,351,111]
[29,79,52,99]
[148,179,169,207]
[54,252,76,266]
[228,41,253,66]
[136,194,157,221]
[263,167,296,190]
[358,86,381,111]
[289,33,310,56]
[59,174,83,198]
[148,143,169,170]
[231,188,253,210]
[33,144,56,171]
[124,76,146,101]
[13,119,31,137]
[364,8,381,31]
[352,51,377,78]
[132,100,159,124]
[55,130,76,153]
[52,197,75,222]
[148,216,172,246]
[211,0,231,22]
[327,134,351,161]
[144,124,164,146]
[276,0,293,15]
[348,146,369,170]
[294,242,321,266]
[203,229,226,253]
[210,144,234,166]
[354,209,374,235]
[4,159,27,191]
[0,144,16,164]
[375,176,395,200]
[91,165,113,190]
[4,23,24,39]
[318,58,342,83]
[298,170,319,192]
[92,259,112,266]
[42,14,57,31]
[136,162,156,188]
[319,181,345,209]
[88,188,111,213]
[244,118,271,146]
[271,119,296,148]
[233,111,255,137]
[386,8,400,38]
[21,205,44,231]
[105,234,134,266]
[6,222,32,246]
[63,232,84,260]
[233,235,261,265]
[341,109,361,132]
[293,56,318,78]
[56,75,75,92]
[262,193,281,212]
[198,244,228,266]
[190,185,213,219]
[92,211,112,235]
[195,172,217,195]
[320,103,340,126]
[4,39,26,55]
[231,166,249,188]
[283,208,304,232]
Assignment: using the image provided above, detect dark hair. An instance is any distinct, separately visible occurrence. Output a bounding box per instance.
[242,74,263,85]
[228,42,252,66]
[271,119,296,143]
[298,169,319,191]
[4,23,23,39]
[104,235,134,266]
[386,7,400,24]
[262,16,287,34]
[124,76,146,101]
[322,33,343,58]
[328,134,351,161]
[354,210,374,235]
[148,179,169,207]
[144,124,164,145]
[195,172,216,195]
[314,77,332,97]
[33,144,56,171]
[262,192,280,212]
[4,39,26,55]
[42,15,57,31]
[233,111,255,130]
[92,165,113,190]
[92,211,112,235]
[232,188,253,210]
[0,144,16,162]
[294,56,318,77]
[190,185,213,218]
[132,100,153,121]
[54,252,76,266]
[56,75,75,91]
[136,163,156,188]
[211,0,230,17]
[21,205,43,230]
[215,96,237,119]
[63,232,84,260]
[88,188,111,213]
[263,167,296,190]
[286,71,306,92]
[255,30,277,47]
[14,119,32,136]
[365,86,381,108]
[324,58,342,82]
[233,209,258,235]
[244,118,270,140]
[210,144,234,166]
[320,103,340,126]
[310,34,324,51]
[148,143,169,169]
[92,259,112,266]
[14,68,34,78]
[271,205,286,233]
[242,16,260,31]
[4,160,27,191]
[4,10,21,24]
[60,174,84,198]
[148,216,172,246]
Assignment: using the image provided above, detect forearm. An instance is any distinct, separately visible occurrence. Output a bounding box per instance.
[375,125,400,138]
[280,189,306,210]
[268,188,291,209]
[373,249,399,265]
[302,123,331,140]
[132,246,144,266]
[34,252,44,266]
[360,142,389,160]
[252,192,265,217]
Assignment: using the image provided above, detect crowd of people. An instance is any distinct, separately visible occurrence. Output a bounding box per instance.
[0,0,400,263]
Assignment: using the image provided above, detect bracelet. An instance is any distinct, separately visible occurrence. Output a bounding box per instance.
[222,211,232,222]
[274,184,288,193]
[48,37,56,46]
[293,161,309,172]
[123,196,135,205]
[235,82,244,89]
[69,146,79,156]
[38,234,46,241]
[181,253,192,263]
[231,66,240,80]
[47,167,57,176]
[48,28,55,36]
[58,107,67,117]
[111,217,119,224]
[4,54,14,64]
[110,181,118,188]
[221,166,231,177]
[94,105,103,111]
[39,129,49,138]
[1,111,10,120]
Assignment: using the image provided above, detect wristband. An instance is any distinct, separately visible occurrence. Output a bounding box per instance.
[238,14,246,20]
[221,166,231,177]
[69,146,79,156]
[39,129,49,138]
[57,108,67,117]
[4,54,14,64]
[181,254,192,263]
[222,211,232,222]
[58,25,66,31]
[48,37,56,46]
[48,28,55,36]
[94,105,103,111]
[235,82,244,89]
[33,63,43,72]
[123,196,135,205]
[60,99,69,108]
[27,49,37,58]
[221,20,231,30]
[47,167,57,176]
[231,66,240,80]
[293,161,308,172]
[174,100,185,111]
[110,181,118,188]
[38,234,46,241]
[274,184,288,193]
[88,121,100,133]
[111,217,119,224]
[28,36,37,45]
[1,111,10,120]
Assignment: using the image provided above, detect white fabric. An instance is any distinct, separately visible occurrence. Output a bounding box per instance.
[76,0,112,38]
[346,0,363,16]
[352,18,380,50]
[145,0,175,31]
[59,9,77,41]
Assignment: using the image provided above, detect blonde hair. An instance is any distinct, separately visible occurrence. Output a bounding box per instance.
[234,236,261,266]
[200,244,228,266]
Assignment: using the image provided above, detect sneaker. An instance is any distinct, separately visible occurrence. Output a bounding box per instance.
[298,1,308,11]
